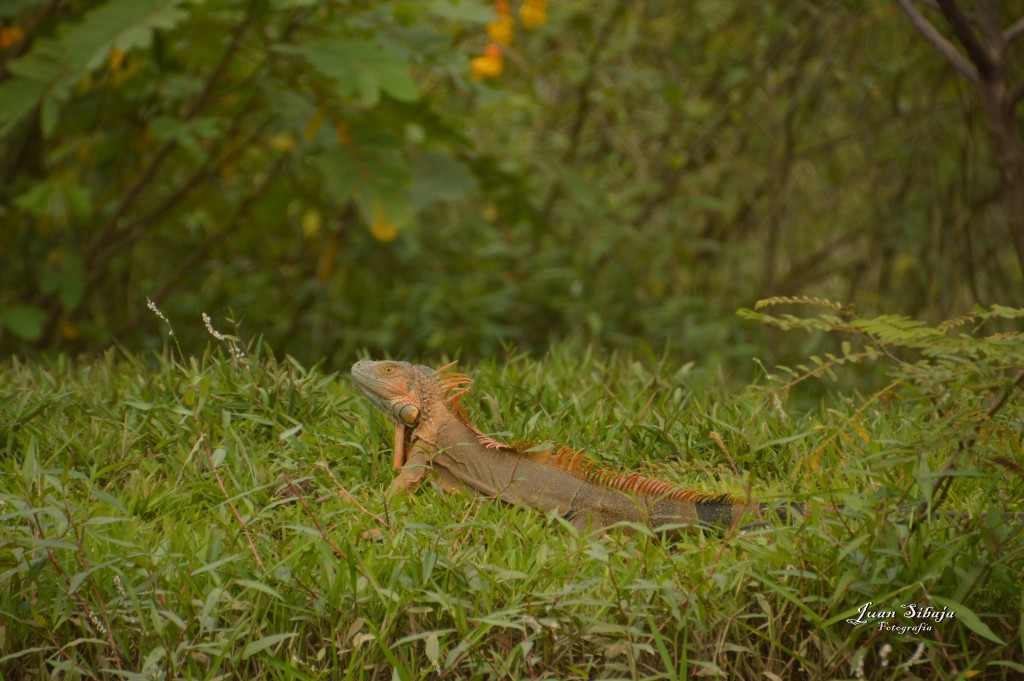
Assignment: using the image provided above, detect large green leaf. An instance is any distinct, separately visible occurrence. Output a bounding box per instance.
[425,0,495,23]
[1,305,47,341]
[286,38,419,106]
[62,0,188,70]
[0,79,49,134]
[241,632,297,659]
[0,0,45,20]
[411,151,477,207]
[0,0,189,135]
[317,151,358,204]
[931,596,1006,645]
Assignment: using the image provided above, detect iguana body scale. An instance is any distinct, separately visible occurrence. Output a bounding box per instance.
[351,359,773,532]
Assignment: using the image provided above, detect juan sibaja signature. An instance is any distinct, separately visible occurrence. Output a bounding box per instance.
[847,602,955,634]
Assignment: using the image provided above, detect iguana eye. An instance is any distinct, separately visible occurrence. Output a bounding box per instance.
[382,366,395,375]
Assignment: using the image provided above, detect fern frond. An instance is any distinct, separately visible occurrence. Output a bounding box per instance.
[754,296,853,315]
[988,304,1024,319]
[937,314,977,333]
[983,332,1024,343]
[849,315,943,344]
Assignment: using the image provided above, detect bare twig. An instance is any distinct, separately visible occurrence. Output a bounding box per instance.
[450,496,482,551]
[321,463,389,528]
[100,141,287,349]
[45,2,260,346]
[537,0,629,223]
[935,0,995,77]
[896,0,978,82]
[193,431,268,573]
[1005,16,1024,43]
[83,107,274,301]
[82,1,255,264]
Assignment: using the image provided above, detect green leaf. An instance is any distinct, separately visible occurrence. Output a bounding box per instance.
[141,647,167,672]
[62,0,188,70]
[211,447,227,468]
[235,579,284,601]
[411,152,477,206]
[931,596,1006,645]
[1,0,189,133]
[6,39,63,82]
[150,115,221,157]
[68,570,90,594]
[58,254,86,311]
[424,633,440,665]
[0,80,48,135]
[241,632,297,659]
[317,151,358,204]
[0,0,46,20]
[288,39,418,106]
[3,305,47,341]
[989,662,1024,674]
[21,437,38,484]
[354,182,415,238]
[990,304,1024,319]
[426,0,495,23]
[14,180,91,225]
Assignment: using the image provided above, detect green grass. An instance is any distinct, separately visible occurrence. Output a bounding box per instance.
[1,344,1023,679]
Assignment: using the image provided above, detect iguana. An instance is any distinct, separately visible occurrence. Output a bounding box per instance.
[351,358,808,533]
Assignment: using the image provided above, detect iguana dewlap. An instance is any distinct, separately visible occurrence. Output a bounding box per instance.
[351,359,798,533]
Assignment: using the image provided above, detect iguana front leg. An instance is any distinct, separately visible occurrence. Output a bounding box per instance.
[390,445,465,496]
[392,423,407,470]
[389,445,435,495]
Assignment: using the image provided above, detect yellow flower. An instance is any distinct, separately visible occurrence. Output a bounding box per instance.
[302,208,322,238]
[269,134,295,151]
[371,218,398,242]
[519,0,547,29]
[59,320,80,341]
[469,43,503,80]
[370,205,399,242]
[107,48,127,72]
[0,26,25,50]
[487,15,515,45]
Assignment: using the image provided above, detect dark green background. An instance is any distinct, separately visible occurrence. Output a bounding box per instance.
[2,0,1022,372]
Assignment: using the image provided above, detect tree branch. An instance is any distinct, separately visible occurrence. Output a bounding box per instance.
[81,4,255,267]
[897,0,978,82]
[1006,16,1024,43]
[936,0,996,78]
[101,146,288,348]
[537,0,629,223]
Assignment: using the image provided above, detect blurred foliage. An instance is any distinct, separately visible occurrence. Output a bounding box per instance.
[1,0,1022,370]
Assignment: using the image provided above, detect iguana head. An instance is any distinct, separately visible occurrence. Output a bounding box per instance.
[351,359,471,469]
[350,359,426,428]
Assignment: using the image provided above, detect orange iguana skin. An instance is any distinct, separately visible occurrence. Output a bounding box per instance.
[351,359,804,533]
